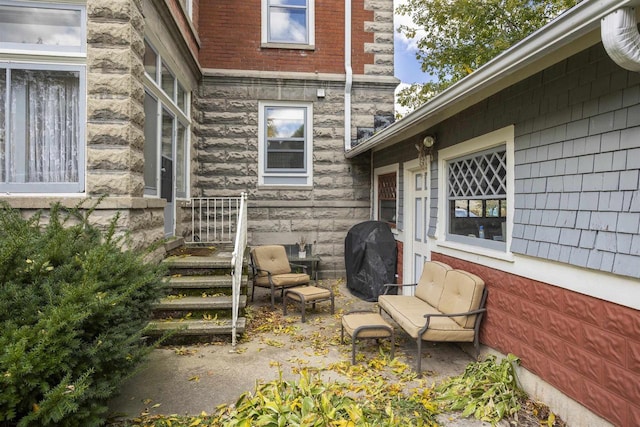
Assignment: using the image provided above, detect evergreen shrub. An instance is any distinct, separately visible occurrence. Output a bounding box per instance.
[0,202,166,426]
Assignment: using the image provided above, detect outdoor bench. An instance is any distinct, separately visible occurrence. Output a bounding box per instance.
[378,261,487,373]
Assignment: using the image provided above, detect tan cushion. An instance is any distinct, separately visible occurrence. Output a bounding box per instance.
[342,313,392,338]
[254,273,310,287]
[414,261,452,307]
[251,245,291,276]
[437,269,485,328]
[379,295,441,337]
[285,286,331,301]
[379,295,473,341]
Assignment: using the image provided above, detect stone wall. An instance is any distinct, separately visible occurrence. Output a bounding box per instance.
[190,72,396,277]
[87,0,146,197]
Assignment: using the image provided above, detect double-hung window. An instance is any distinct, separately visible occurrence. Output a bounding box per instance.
[262,0,315,47]
[258,102,313,187]
[0,2,86,193]
[441,126,513,251]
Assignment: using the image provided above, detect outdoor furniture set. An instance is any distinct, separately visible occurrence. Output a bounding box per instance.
[250,245,487,373]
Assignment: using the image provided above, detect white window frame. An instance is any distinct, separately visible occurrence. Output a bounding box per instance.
[373,164,399,228]
[258,101,313,187]
[261,0,315,48]
[143,39,191,200]
[0,1,86,194]
[0,1,86,55]
[436,126,515,255]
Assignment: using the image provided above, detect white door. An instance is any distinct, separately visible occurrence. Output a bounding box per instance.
[404,163,431,295]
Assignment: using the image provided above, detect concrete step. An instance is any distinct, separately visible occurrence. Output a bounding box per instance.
[146,317,246,336]
[153,295,247,311]
[163,254,234,270]
[167,274,247,290]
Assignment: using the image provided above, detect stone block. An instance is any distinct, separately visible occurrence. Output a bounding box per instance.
[88,21,135,47]
[87,147,135,171]
[88,97,132,122]
[86,171,143,196]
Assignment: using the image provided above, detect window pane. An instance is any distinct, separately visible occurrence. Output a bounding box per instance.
[143,93,158,194]
[161,63,174,100]
[268,5,307,43]
[266,107,304,137]
[177,82,186,111]
[144,40,157,80]
[7,69,79,183]
[0,5,81,49]
[176,122,186,198]
[267,151,304,169]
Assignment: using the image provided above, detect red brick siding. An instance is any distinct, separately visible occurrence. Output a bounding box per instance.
[198,0,374,74]
[432,253,640,427]
[167,0,199,57]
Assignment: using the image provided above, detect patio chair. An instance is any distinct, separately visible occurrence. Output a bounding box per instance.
[249,245,311,309]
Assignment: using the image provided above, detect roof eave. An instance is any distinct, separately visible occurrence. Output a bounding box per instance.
[345,0,636,159]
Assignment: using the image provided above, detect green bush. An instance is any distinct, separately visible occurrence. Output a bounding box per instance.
[0,202,166,427]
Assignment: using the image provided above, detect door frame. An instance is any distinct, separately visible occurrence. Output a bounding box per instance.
[403,158,432,293]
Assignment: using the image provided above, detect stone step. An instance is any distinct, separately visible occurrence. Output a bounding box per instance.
[167,274,247,290]
[146,317,246,336]
[163,254,234,270]
[153,295,247,311]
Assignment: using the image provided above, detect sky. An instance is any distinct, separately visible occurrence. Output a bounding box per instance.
[393,0,430,115]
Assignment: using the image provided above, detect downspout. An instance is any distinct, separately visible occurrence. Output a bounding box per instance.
[601,7,640,72]
[345,0,353,151]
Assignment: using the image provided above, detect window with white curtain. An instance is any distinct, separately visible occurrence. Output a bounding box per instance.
[0,2,86,193]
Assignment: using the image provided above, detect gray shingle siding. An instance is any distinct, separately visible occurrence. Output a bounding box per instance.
[372,43,640,279]
[509,44,640,278]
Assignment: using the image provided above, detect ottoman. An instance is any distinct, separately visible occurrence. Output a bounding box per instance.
[341,311,395,364]
[283,285,335,322]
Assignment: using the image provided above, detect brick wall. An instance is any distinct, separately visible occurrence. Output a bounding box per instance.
[433,253,640,427]
[198,0,382,75]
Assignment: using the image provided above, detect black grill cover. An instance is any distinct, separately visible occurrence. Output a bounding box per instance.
[345,221,397,301]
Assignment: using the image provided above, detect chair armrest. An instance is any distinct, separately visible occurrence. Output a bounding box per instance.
[381,282,417,295]
[289,262,308,273]
[251,265,273,276]
[423,307,487,319]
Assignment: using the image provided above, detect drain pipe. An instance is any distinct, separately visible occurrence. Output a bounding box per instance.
[602,7,640,72]
[345,0,353,151]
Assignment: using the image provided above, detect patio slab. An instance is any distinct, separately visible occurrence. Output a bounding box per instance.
[107,280,503,426]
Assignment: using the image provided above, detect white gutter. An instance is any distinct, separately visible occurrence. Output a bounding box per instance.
[345,0,636,158]
[601,7,640,71]
[344,0,353,151]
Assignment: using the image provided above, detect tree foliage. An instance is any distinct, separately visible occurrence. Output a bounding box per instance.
[396,0,580,113]
[0,202,166,426]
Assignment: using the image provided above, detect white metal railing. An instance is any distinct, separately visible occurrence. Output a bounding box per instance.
[187,197,244,243]
[230,193,247,349]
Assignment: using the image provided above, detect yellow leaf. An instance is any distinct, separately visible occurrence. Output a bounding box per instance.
[189,419,202,426]
[189,376,200,382]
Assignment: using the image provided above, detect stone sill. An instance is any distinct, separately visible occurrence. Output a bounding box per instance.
[2,196,166,210]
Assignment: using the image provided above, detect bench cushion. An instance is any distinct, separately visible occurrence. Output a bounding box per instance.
[414,261,452,307]
[437,269,485,328]
[378,295,475,342]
